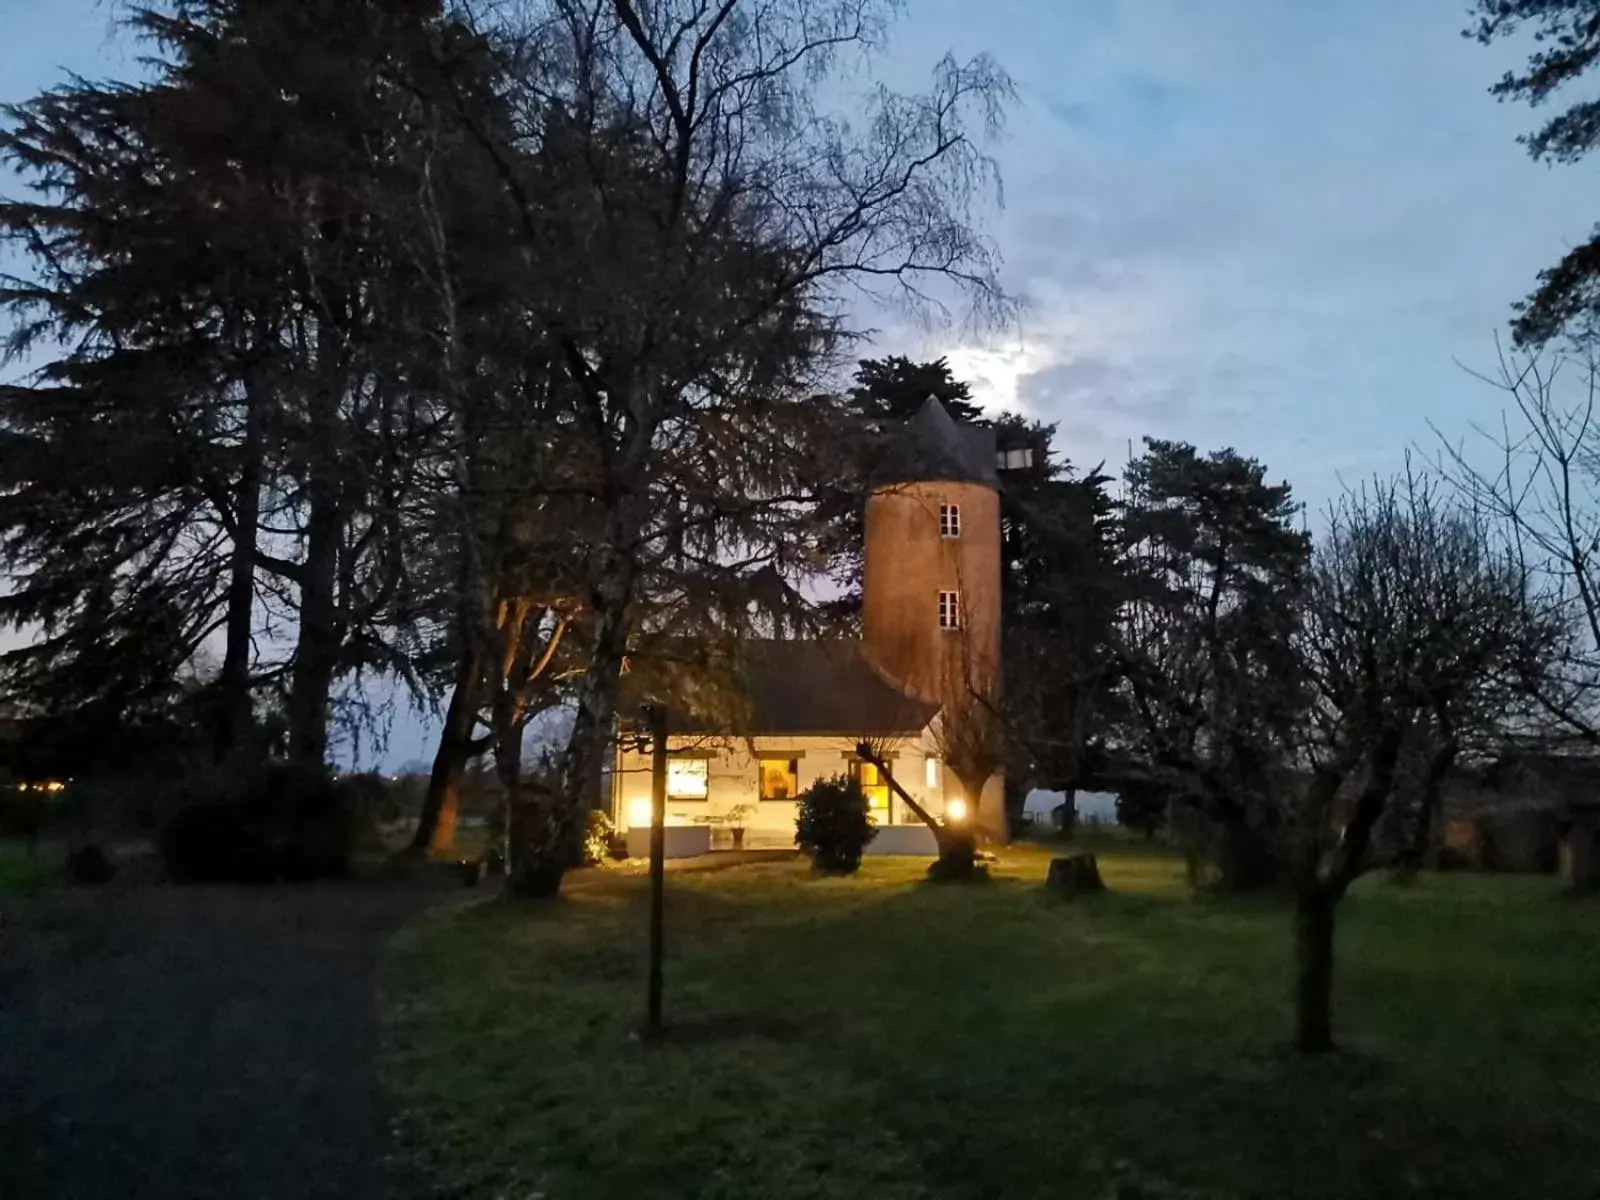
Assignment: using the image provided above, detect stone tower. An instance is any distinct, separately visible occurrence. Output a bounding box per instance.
[861,398,1005,838]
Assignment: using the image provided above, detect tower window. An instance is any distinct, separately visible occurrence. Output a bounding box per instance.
[996,446,1034,471]
[938,590,961,631]
[939,503,961,538]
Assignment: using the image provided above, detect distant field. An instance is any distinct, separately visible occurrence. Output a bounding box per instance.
[383,842,1600,1200]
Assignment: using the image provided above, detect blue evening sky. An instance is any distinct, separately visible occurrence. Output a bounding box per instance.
[3,0,1596,766]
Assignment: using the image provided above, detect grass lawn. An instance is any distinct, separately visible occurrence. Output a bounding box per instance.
[382,842,1600,1200]
[0,842,51,896]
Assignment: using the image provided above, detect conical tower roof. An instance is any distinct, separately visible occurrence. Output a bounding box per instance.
[878,395,998,487]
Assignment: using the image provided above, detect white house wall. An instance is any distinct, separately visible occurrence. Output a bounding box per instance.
[611,731,972,850]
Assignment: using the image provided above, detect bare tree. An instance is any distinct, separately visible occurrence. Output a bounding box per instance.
[1290,469,1562,1052]
[421,0,1013,895]
[1434,339,1600,746]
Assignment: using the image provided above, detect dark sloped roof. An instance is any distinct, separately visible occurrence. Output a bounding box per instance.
[671,639,939,736]
[876,395,998,488]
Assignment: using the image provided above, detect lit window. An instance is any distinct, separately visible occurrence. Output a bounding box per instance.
[939,503,961,538]
[666,758,708,799]
[850,760,891,818]
[996,446,1034,471]
[938,590,961,630]
[924,756,940,788]
[759,757,799,802]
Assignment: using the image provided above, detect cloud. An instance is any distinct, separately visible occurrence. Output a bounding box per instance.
[881,0,1599,514]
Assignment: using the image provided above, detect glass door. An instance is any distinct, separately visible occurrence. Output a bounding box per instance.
[851,760,892,824]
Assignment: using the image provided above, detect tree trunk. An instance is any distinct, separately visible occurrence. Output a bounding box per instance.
[1294,887,1337,1053]
[526,560,633,898]
[495,694,533,895]
[287,316,348,774]
[411,650,484,854]
[1400,738,1457,873]
[867,751,979,881]
[287,483,341,770]
[214,384,264,763]
[1215,812,1276,892]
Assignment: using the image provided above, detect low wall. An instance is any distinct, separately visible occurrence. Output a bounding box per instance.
[624,826,713,860]
[622,823,938,858]
[864,825,939,857]
[1441,809,1559,873]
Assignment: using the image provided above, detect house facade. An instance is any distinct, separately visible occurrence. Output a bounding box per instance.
[611,397,1011,852]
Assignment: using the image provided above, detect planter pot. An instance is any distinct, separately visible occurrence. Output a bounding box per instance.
[731,829,746,852]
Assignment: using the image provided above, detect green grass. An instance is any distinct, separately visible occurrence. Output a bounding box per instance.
[382,842,1600,1200]
[0,842,51,895]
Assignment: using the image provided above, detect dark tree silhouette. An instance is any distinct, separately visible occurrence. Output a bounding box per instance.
[1470,1,1600,343]
[1113,439,1310,891]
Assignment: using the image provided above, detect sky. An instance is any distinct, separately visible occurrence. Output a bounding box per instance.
[1,0,1597,767]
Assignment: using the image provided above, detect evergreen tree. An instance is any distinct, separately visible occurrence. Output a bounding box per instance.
[1,0,458,769]
[1114,439,1310,890]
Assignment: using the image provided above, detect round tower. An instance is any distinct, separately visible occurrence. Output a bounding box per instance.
[861,478,1002,707]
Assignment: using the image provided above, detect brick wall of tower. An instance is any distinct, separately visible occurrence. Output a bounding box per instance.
[860,480,1002,710]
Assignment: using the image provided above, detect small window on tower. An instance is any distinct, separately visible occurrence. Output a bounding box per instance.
[938,590,961,630]
[939,503,961,538]
[997,446,1034,471]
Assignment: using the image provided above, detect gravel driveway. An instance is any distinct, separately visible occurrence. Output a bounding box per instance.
[0,871,455,1200]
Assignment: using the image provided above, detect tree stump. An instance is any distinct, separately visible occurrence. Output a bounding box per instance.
[1559,804,1600,894]
[1046,854,1105,897]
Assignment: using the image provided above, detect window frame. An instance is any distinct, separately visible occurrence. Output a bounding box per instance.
[939,502,962,539]
[938,589,961,631]
[848,758,893,821]
[757,756,800,803]
[665,757,709,800]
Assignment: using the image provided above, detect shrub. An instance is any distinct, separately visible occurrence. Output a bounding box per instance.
[160,762,354,883]
[795,774,876,873]
[0,787,49,844]
[65,843,115,885]
[582,809,617,867]
[161,801,277,882]
[335,771,409,851]
[0,844,50,896]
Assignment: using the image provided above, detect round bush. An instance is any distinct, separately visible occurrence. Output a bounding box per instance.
[795,774,877,874]
[160,762,354,883]
[65,843,115,885]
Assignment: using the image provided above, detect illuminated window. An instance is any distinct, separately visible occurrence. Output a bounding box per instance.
[850,760,891,820]
[759,757,799,802]
[924,756,940,788]
[996,446,1034,471]
[666,758,708,799]
[939,503,961,538]
[938,590,961,630]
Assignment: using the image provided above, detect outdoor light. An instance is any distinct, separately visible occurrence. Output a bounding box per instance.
[628,797,655,829]
[946,797,968,823]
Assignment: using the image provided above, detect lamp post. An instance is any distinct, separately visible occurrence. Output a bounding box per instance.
[644,702,668,1037]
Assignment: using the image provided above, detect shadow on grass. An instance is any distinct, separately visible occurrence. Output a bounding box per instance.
[639,1011,803,1046]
